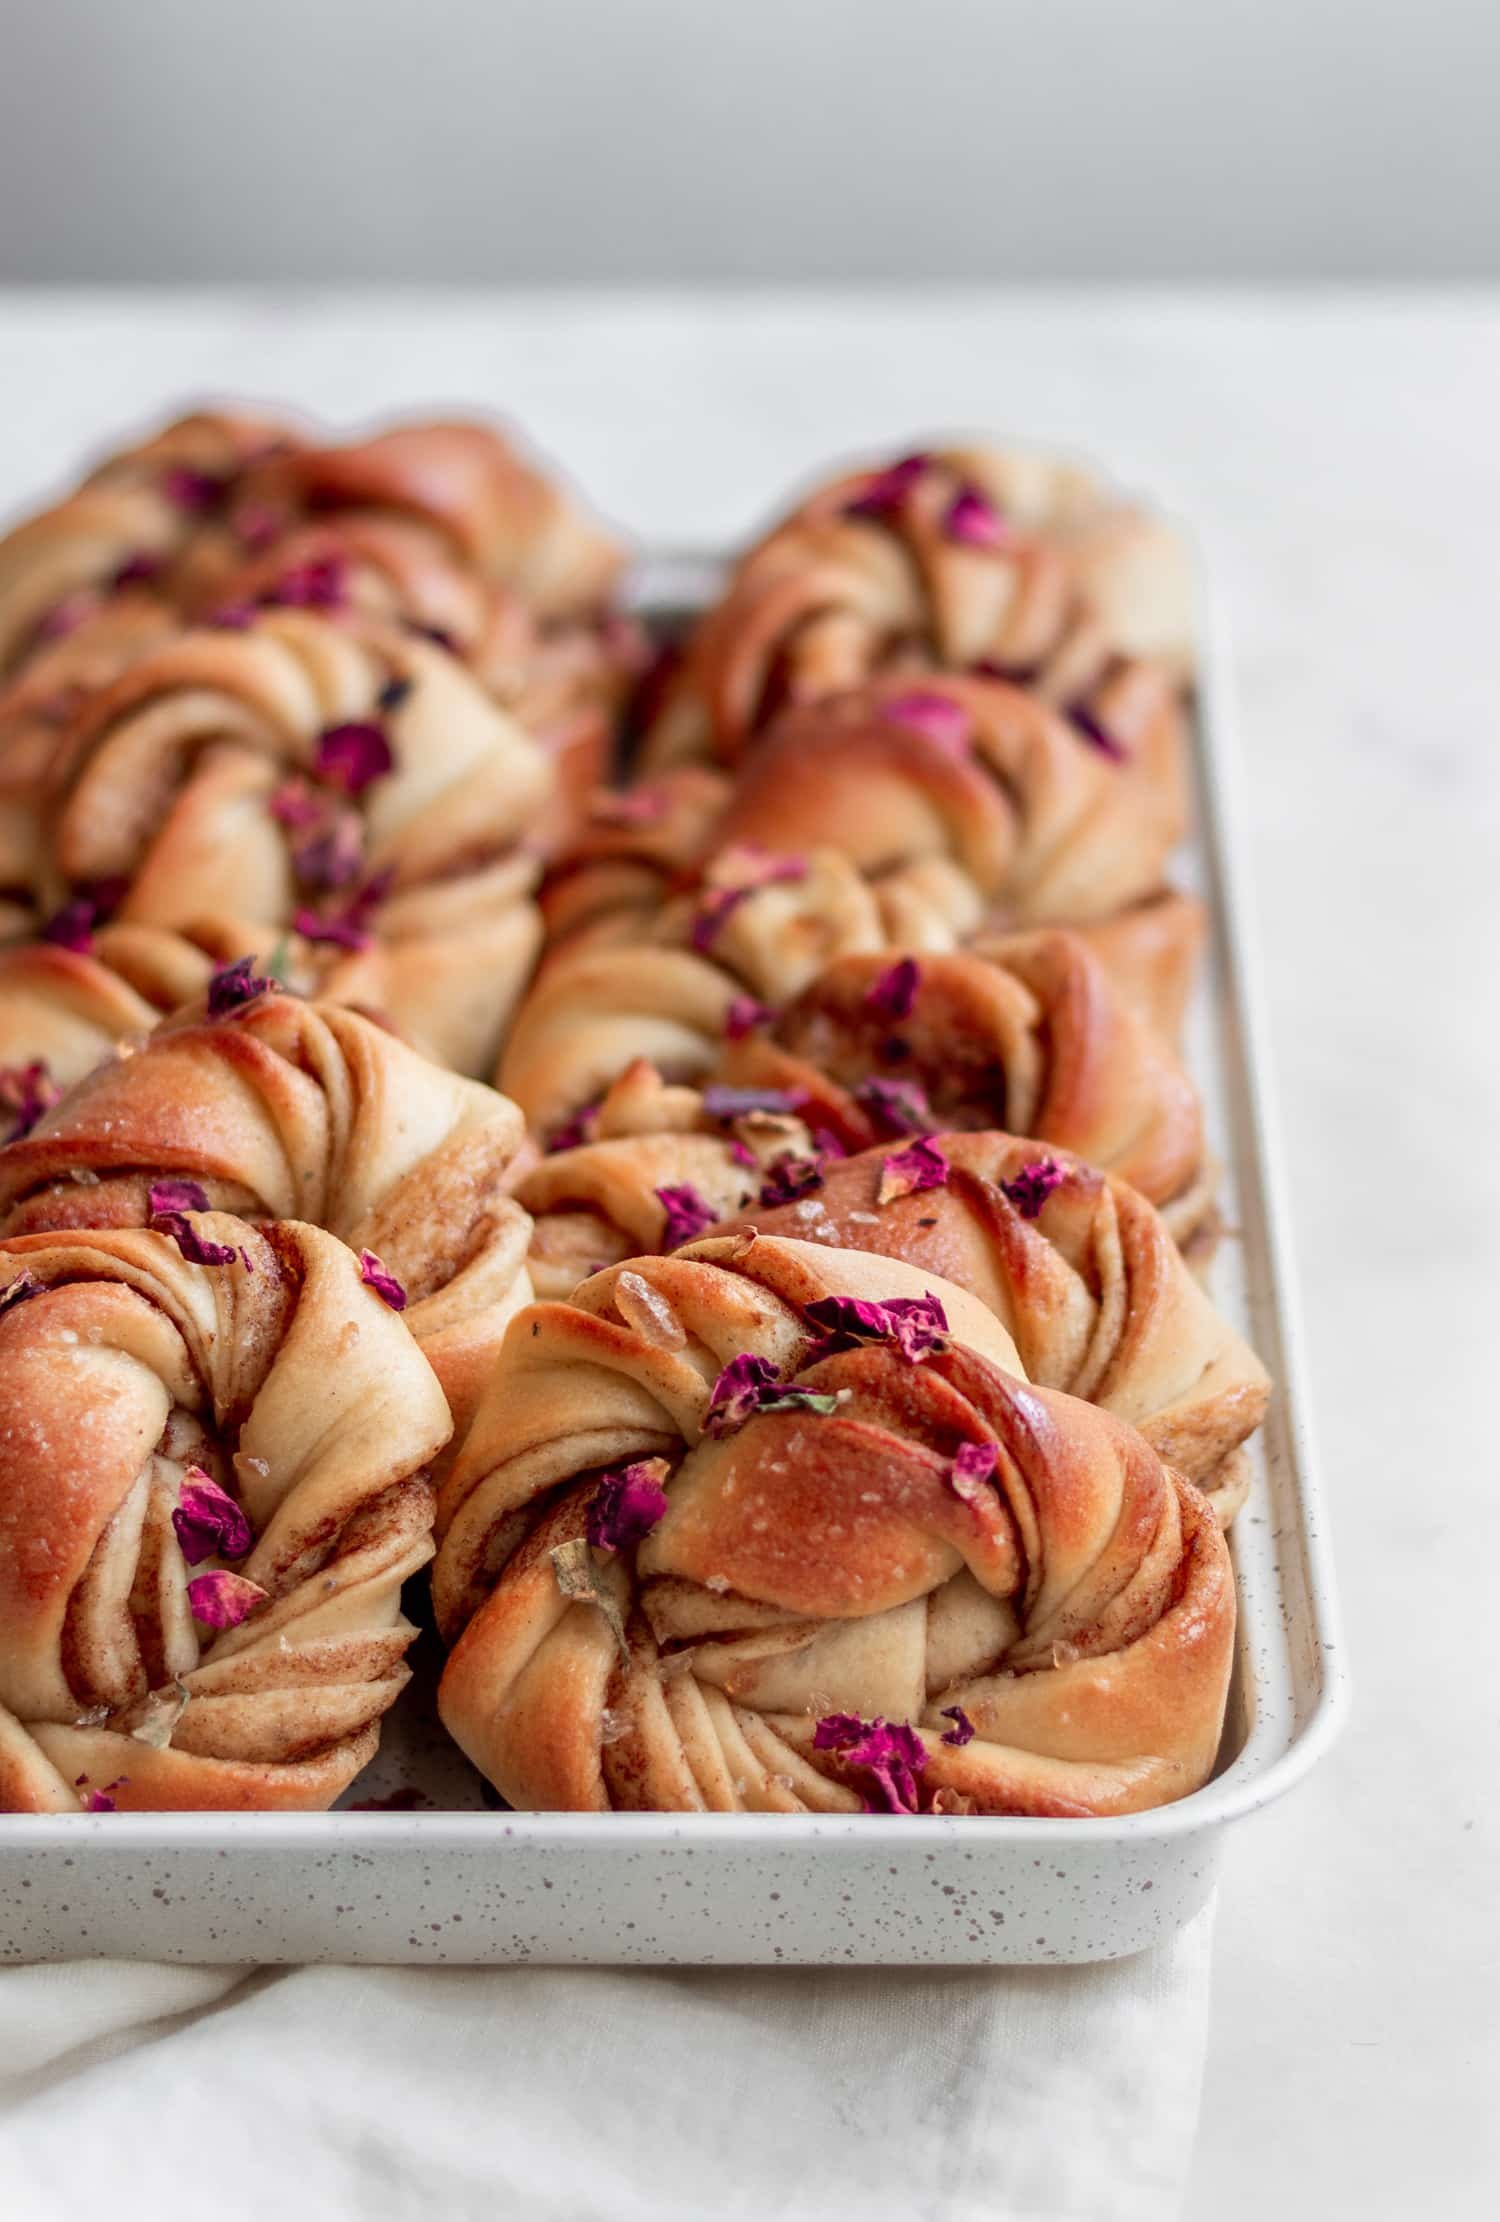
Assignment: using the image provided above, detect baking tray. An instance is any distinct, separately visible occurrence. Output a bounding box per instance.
[0,551,1348,1967]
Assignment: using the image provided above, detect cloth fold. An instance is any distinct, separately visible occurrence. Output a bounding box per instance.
[0,1907,1213,2222]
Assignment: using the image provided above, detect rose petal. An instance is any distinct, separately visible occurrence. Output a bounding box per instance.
[1068,703,1129,763]
[162,465,225,513]
[359,1249,407,1310]
[171,1468,253,1566]
[585,1459,671,1554]
[944,486,1007,547]
[812,1712,927,1813]
[269,556,346,611]
[845,453,932,521]
[947,1440,999,1504]
[854,1076,932,1136]
[877,1137,949,1205]
[865,958,920,1023]
[152,1213,242,1269]
[757,1152,824,1209]
[0,1060,60,1139]
[724,994,773,1040]
[546,1103,599,1154]
[879,692,972,754]
[999,1156,1066,1219]
[187,1569,269,1630]
[206,956,275,1018]
[803,1292,948,1364]
[314,720,394,795]
[655,1183,719,1249]
[40,898,100,954]
[705,1353,843,1436]
[939,1705,976,1746]
[148,1178,212,1217]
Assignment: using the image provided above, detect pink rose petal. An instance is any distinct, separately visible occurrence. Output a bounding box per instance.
[359,1249,407,1311]
[865,958,920,1023]
[187,1569,268,1630]
[585,1460,670,1553]
[172,1467,253,1565]
[812,1713,927,1814]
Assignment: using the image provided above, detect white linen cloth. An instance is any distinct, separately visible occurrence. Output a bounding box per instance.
[0,1913,1212,2222]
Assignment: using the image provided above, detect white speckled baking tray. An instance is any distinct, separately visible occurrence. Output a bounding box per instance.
[0,553,1348,1966]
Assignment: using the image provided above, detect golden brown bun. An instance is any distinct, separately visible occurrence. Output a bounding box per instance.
[0,1214,450,1811]
[0,990,535,1447]
[433,1234,1233,1816]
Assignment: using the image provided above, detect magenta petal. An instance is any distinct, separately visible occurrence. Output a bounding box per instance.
[152,1212,241,1269]
[206,956,274,1018]
[865,958,921,1023]
[0,1060,60,1139]
[880,692,973,754]
[999,1156,1066,1218]
[315,720,394,795]
[944,486,1007,547]
[655,1182,719,1249]
[187,1569,268,1630]
[812,1712,927,1813]
[172,1469,253,1565]
[854,1076,932,1136]
[585,1462,670,1554]
[756,1151,823,1209]
[148,1178,212,1217]
[724,994,773,1040]
[803,1291,948,1363]
[939,1705,976,1746]
[359,1249,407,1311]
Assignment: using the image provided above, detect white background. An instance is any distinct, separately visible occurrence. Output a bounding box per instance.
[1,0,1498,282]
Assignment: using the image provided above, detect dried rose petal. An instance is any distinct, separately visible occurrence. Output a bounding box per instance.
[865,958,920,1023]
[315,720,394,795]
[33,592,97,643]
[845,453,932,520]
[0,1060,60,1139]
[999,1156,1065,1219]
[1068,703,1129,763]
[377,675,414,714]
[40,898,100,953]
[944,486,1007,547]
[877,1137,949,1205]
[757,1152,824,1209]
[689,887,745,953]
[269,555,346,611]
[206,956,275,1018]
[207,600,258,631]
[809,1127,848,1160]
[233,499,284,553]
[162,465,225,513]
[294,818,365,891]
[704,1353,842,1436]
[701,1084,803,1120]
[152,1212,242,1269]
[269,779,324,828]
[728,1138,757,1171]
[359,1249,407,1310]
[947,1439,999,1504]
[803,1292,948,1364]
[880,692,972,753]
[0,1270,42,1314]
[655,1182,719,1248]
[78,1775,126,1813]
[546,1102,599,1153]
[855,1075,932,1135]
[813,1712,928,1814]
[187,1569,268,1629]
[294,868,392,951]
[172,1468,253,1565]
[589,786,668,827]
[148,1178,212,1217]
[724,994,773,1040]
[939,1705,976,1746]
[585,1459,670,1553]
[112,550,164,589]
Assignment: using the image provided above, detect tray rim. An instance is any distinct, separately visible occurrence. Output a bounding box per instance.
[0,546,1348,1864]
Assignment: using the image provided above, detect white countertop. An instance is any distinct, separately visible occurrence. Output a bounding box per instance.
[0,288,1492,2218]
